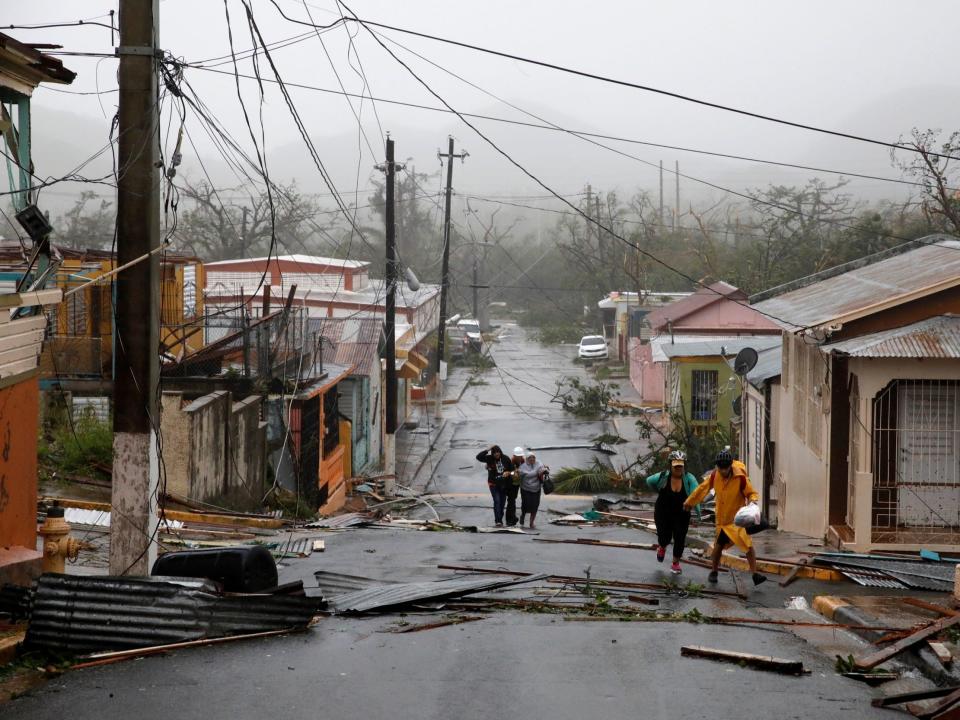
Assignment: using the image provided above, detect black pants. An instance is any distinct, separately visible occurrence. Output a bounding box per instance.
[654,505,691,559]
[504,484,519,526]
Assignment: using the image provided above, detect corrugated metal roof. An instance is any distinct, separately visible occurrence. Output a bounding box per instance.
[661,335,780,359]
[314,571,396,596]
[746,344,783,388]
[644,281,743,331]
[752,237,960,329]
[24,574,325,654]
[825,315,960,358]
[331,573,548,614]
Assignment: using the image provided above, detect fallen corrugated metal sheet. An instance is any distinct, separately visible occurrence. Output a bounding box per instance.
[331,573,549,614]
[314,571,396,596]
[304,512,376,529]
[24,574,325,654]
[63,508,183,530]
[813,555,954,591]
[840,570,907,589]
[825,315,960,359]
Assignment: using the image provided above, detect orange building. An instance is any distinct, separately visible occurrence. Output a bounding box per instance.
[0,34,75,584]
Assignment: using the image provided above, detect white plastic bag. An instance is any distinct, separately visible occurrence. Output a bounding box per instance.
[734,502,761,528]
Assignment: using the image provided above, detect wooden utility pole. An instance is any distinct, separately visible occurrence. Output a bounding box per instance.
[382,137,398,496]
[111,0,161,574]
[435,137,467,418]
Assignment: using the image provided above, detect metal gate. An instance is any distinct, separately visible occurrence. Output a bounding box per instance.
[872,379,960,542]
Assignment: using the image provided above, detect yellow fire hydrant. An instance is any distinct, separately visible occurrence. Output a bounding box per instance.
[39,506,79,573]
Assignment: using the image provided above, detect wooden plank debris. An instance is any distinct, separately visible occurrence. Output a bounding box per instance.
[680,645,806,675]
[71,628,300,670]
[911,688,960,720]
[779,559,809,587]
[385,616,483,633]
[929,641,953,665]
[871,685,960,708]
[855,614,960,670]
[902,598,960,617]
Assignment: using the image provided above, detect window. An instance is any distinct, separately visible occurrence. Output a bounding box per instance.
[691,369,718,421]
[806,345,822,457]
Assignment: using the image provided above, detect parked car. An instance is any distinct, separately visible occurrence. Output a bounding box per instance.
[457,318,483,351]
[445,327,469,360]
[578,334,608,361]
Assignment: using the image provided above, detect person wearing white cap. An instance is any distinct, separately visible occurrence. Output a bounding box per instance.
[516,449,548,529]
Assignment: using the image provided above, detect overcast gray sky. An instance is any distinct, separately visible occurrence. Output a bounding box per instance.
[9,0,960,215]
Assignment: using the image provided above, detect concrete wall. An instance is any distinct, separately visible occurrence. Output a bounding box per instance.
[628,340,664,405]
[184,392,230,503]
[161,391,266,506]
[774,336,831,540]
[229,395,267,502]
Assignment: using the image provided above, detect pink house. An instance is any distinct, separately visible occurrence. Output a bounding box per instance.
[630,281,781,405]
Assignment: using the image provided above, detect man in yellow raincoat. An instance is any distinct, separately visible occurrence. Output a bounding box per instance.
[684,448,767,586]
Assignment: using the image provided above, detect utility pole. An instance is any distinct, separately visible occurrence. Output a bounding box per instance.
[382,137,398,496]
[111,0,161,575]
[435,137,467,418]
[674,160,680,233]
[472,259,479,320]
[659,161,664,227]
[585,184,593,245]
[595,193,603,263]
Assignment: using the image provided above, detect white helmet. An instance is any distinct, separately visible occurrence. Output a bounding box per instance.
[513,446,525,456]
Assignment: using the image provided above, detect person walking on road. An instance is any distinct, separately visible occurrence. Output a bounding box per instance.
[503,446,526,527]
[683,448,767,586]
[645,449,700,574]
[476,445,515,527]
[516,449,548,529]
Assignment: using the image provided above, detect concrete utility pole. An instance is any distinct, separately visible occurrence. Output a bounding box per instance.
[595,193,603,262]
[111,0,161,575]
[674,160,680,232]
[659,161,664,226]
[382,137,398,496]
[435,137,467,418]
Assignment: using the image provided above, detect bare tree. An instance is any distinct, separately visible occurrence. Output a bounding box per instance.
[892,128,960,235]
[176,179,329,261]
[53,191,115,249]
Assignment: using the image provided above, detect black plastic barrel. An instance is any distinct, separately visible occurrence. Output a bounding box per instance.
[151,546,278,593]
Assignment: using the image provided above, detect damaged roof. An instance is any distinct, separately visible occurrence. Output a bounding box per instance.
[825,315,960,359]
[751,236,960,331]
[660,335,780,359]
[643,281,743,330]
[311,317,383,372]
[746,344,783,388]
[0,32,76,94]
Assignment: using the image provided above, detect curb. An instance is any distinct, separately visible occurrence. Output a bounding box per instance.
[711,548,845,581]
[813,594,960,685]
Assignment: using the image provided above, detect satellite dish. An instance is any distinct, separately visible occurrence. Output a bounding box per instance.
[733,347,759,377]
[732,396,742,416]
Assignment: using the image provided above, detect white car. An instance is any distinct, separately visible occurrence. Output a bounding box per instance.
[578,334,608,361]
[457,319,483,350]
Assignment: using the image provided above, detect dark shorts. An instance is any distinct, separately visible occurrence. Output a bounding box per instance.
[717,529,734,548]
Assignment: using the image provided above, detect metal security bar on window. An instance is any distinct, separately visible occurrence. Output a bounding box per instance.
[872,379,960,544]
[691,369,718,421]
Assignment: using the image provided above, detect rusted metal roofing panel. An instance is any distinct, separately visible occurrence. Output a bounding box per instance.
[825,315,960,358]
[24,574,324,654]
[331,573,548,614]
[752,237,960,329]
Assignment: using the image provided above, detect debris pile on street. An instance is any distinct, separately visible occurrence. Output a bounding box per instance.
[810,551,959,592]
[20,574,325,656]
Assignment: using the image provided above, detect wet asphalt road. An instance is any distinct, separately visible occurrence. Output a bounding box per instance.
[5,324,896,719]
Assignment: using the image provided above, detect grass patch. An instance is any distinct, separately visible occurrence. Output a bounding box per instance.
[42,415,113,477]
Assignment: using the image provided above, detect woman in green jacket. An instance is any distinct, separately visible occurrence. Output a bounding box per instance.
[645,450,700,574]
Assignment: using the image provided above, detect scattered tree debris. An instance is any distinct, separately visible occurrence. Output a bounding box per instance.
[855,615,960,670]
